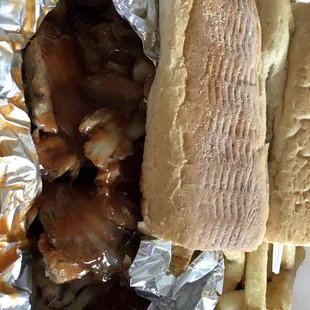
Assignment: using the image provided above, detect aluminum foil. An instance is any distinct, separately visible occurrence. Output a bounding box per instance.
[0,242,32,310]
[112,0,160,64]
[129,240,225,310]
[0,0,57,308]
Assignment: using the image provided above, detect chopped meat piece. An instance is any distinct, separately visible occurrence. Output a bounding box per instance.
[79,108,144,168]
[34,260,99,309]
[23,38,58,133]
[33,131,81,180]
[39,183,139,280]
[94,147,144,208]
[24,19,94,159]
[89,22,143,63]
[94,166,139,230]
[83,124,133,168]
[34,258,148,310]
[38,22,94,142]
[75,24,102,74]
[83,73,143,111]
[38,234,88,284]
[110,22,144,60]
[95,162,121,194]
[79,108,117,135]
[89,23,120,62]
[102,190,139,230]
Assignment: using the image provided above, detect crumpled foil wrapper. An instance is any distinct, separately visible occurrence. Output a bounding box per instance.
[112,0,160,64]
[0,0,57,308]
[129,240,225,310]
[0,242,32,310]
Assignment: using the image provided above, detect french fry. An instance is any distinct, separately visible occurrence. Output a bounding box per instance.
[222,251,245,293]
[216,290,245,310]
[266,270,295,310]
[295,246,305,270]
[281,245,296,270]
[266,246,305,310]
[217,245,305,310]
[245,242,268,310]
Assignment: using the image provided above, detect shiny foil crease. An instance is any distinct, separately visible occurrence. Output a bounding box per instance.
[0,0,57,308]
[129,240,225,310]
[112,0,160,64]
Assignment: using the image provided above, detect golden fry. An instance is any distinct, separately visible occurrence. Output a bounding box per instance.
[245,243,268,310]
[223,251,245,293]
[217,290,245,310]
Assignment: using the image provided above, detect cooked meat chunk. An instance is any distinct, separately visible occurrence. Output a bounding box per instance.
[23,38,58,133]
[89,22,144,63]
[34,260,99,309]
[34,258,148,310]
[37,22,93,143]
[33,131,81,180]
[95,162,121,195]
[102,190,139,230]
[26,21,94,141]
[82,73,143,111]
[75,24,103,74]
[39,183,139,281]
[38,234,88,284]
[79,108,144,168]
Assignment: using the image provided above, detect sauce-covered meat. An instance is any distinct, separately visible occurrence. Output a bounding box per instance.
[79,108,145,168]
[24,0,153,180]
[38,233,88,284]
[24,0,154,306]
[33,131,81,179]
[38,181,140,276]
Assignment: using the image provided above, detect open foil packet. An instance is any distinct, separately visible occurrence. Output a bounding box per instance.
[0,0,225,309]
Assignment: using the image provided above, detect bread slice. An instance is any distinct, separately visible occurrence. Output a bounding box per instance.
[256,0,294,245]
[266,3,310,245]
[256,0,294,145]
[139,0,269,251]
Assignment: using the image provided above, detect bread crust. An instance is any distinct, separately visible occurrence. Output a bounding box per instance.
[256,0,294,145]
[140,0,269,251]
[266,3,310,245]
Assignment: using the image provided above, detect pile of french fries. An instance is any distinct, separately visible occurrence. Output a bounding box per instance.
[216,244,305,310]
